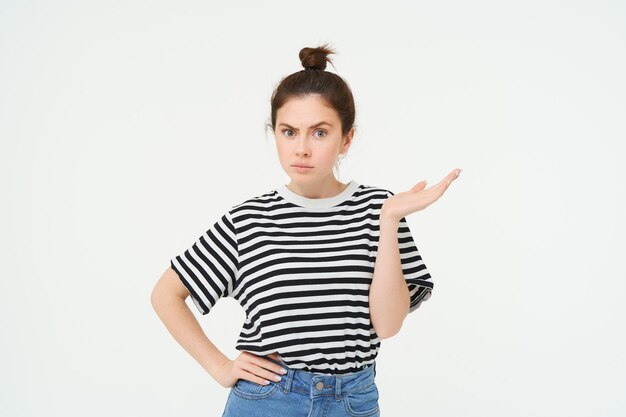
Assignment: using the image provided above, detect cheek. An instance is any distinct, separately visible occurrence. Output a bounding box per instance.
[319,150,339,166]
[322,142,341,158]
[277,145,294,167]
[275,141,287,158]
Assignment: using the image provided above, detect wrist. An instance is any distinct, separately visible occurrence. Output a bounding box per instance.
[379,213,399,231]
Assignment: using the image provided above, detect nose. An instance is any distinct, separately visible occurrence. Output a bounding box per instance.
[295,136,311,156]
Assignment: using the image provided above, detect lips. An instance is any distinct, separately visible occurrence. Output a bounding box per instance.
[292,164,313,168]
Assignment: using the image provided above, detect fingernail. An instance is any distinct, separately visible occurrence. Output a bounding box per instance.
[274,375,282,381]
[280,368,288,374]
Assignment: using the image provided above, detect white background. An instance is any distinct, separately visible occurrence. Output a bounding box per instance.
[2,1,625,416]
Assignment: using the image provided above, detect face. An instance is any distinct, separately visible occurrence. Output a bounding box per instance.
[274,94,354,187]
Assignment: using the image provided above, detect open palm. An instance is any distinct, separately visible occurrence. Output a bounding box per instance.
[382,168,462,222]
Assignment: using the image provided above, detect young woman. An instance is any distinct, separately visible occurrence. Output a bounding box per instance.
[151,44,461,417]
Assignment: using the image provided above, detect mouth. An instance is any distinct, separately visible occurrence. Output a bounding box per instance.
[292,164,313,168]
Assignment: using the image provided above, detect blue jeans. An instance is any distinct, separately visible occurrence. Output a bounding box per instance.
[221,357,380,417]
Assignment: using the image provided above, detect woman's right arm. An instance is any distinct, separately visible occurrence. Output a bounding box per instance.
[150,267,287,387]
[150,267,231,384]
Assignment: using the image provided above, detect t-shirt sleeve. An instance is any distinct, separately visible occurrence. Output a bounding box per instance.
[386,190,434,313]
[169,210,239,315]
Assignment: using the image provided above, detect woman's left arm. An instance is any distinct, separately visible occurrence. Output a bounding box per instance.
[369,168,462,338]
[369,215,410,338]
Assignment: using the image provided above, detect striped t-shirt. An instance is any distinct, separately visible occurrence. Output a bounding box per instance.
[170,179,433,375]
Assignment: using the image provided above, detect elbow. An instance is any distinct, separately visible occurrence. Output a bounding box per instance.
[376,324,403,340]
[150,285,162,312]
[150,281,171,313]
[151,268,188,312]
[378,330,399,340]
[372,305,409,340]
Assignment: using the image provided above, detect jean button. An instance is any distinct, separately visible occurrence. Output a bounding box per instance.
[315,381,324,390]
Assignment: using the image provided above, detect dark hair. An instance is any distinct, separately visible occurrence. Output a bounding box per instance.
[267,43,356,142]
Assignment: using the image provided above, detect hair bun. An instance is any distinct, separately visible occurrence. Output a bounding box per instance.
[299,43,336,71]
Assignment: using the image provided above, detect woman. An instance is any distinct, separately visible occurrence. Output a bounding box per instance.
[151,43,461,417]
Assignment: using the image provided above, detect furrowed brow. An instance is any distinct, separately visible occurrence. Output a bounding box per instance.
[278,121,332,130]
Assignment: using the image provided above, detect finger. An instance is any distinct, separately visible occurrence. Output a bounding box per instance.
[250,358,287,381]
[265,358,288,376]
[411,180,428,193]
[431,176,453,198]
[246,362,276,385]
[431,175,451,190]
[265,353,289,374]
[240,369,273,386]
[444,169,462,187]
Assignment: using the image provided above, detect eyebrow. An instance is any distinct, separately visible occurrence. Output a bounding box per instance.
[278,121,333,129]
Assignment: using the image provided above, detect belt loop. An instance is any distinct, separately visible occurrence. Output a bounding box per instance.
[284,368,294,393]
[274,356,293,394]
[335,374,342,401]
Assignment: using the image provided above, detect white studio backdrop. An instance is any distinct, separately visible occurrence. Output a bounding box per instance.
[1,1,624,416]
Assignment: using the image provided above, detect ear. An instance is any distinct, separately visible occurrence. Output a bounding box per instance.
[340,127,355,154]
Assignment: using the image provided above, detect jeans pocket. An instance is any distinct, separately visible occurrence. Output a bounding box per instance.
[232,378,280,400]
[343,382,380,417]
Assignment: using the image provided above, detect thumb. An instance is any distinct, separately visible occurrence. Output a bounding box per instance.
[411,180,428,192]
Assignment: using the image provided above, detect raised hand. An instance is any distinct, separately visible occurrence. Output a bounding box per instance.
[381,168,462,222]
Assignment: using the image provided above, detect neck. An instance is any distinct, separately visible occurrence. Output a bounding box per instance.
[286,176,347,199]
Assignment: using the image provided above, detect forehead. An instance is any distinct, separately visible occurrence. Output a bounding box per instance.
[276,94,339,124]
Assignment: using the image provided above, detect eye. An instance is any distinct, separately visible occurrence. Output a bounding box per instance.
[314,130,327,138]
[281,128,294,137]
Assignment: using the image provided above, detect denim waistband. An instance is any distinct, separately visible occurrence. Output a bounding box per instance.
[265,357,377,401]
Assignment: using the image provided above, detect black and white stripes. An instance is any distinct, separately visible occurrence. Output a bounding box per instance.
[170,180,433,374]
